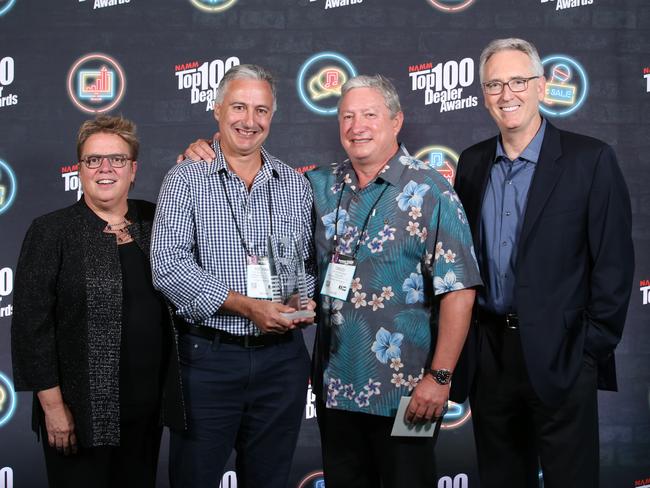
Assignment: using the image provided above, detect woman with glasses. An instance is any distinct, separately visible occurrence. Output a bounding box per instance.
[11,115,184,488]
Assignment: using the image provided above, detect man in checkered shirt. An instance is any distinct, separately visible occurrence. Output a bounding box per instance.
[151,64,316,488]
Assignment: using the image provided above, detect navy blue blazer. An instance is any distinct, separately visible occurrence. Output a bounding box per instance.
[451,122,634,407]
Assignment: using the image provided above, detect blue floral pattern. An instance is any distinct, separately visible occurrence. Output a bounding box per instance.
[396,181,431,211]
[371,327,404,363]
[321,208,349,240]
[402,273,425,304]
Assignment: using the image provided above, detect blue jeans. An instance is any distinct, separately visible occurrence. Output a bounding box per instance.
[170,329,310,488]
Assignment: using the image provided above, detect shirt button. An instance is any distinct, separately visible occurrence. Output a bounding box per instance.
[505,211,511,216]
[352,196,360,203]
[501,241,507,246]
[506,180,513,185]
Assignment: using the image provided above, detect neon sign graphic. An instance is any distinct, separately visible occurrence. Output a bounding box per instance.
[78,65,115,101]
[427,0,476,13]
[308,66,347,100]
[67,53,126,114]
[413,145,460,186]
[189,0,238,13]
[0,159,17,215]
[540,55,588,117]
[297,52,357,116]
[0,372,17,427]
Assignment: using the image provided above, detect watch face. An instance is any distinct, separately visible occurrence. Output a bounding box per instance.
[434,369,452,384]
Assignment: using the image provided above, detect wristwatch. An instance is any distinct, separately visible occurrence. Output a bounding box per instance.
[425,368,453,385]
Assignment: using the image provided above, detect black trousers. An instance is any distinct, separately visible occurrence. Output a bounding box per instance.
[41,413,162,488]
[317,401,437,488]
[170,330,310,488]
[470,321,599,488]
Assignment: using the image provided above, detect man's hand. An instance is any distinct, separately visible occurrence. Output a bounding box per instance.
[176,133,218,163]
[284,297,317,327]
[405,375,449,424]
[37,387,78,456]
[246,300,299,334]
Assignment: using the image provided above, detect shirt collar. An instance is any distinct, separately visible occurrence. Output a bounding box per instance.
[495,118,547,164]
[378,144,410,187]
[332,144,408,189]
[209,140,279,181]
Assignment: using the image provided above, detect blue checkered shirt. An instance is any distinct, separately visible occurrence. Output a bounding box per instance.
[151,142,316,336]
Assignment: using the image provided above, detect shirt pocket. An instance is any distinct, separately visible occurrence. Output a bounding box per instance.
[275,211,304,237]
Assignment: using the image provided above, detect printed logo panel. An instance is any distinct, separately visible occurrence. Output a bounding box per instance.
[175,57,240,112]
[640,279,650,306]
[60,163,83,201]
[540,0,593,11]
[0,56,18,108]
[437,473,469,488]
[0,467,13,488]
[310,0,364,10]
[409,57,478,113]
[0,266,13,320]
[80,0,132,10]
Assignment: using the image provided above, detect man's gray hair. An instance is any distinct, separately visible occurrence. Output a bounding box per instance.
[215,64,277,112]
[479,38,544,83]
[338,74,402,118]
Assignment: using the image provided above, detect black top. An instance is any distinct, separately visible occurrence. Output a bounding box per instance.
[118,241,170,421]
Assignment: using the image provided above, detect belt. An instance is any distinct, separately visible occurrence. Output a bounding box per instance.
[178,323,294,348]
[478,309,520,330]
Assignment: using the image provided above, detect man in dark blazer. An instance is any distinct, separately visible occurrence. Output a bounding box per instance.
[452,38,634,488]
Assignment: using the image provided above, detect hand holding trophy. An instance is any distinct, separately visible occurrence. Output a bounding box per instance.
[267,234,316,321]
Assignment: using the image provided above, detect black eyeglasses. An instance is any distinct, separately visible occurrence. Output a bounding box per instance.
[482,76,540,95]
[79,154,132,169]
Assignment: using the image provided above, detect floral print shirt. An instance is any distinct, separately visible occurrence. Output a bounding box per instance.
[306,145,482,417]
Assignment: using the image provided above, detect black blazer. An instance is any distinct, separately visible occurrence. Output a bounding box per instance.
[452,122,634,407]
[11,199,185,447]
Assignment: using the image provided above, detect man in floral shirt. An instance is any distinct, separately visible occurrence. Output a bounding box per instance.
[306,75,482,487]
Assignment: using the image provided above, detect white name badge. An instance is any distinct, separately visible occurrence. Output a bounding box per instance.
[321,256,356,301]
[246,256,273,299]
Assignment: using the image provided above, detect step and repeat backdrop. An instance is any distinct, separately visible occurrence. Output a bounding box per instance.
[1,0,649,487]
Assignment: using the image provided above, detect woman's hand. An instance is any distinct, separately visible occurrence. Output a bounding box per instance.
[37,386,78,455]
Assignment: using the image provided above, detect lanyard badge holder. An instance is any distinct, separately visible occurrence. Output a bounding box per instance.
[218,170,278,301]
[321,182,389,301]
[321,251,357,301]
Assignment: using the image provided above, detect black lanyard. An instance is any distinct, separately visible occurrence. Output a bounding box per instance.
[332,181,390,259]
[218,169,273,257]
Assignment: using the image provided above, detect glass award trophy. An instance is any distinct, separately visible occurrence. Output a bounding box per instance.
[267,234,315,320]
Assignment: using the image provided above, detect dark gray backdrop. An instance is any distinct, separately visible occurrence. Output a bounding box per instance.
[0,0,648,487]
